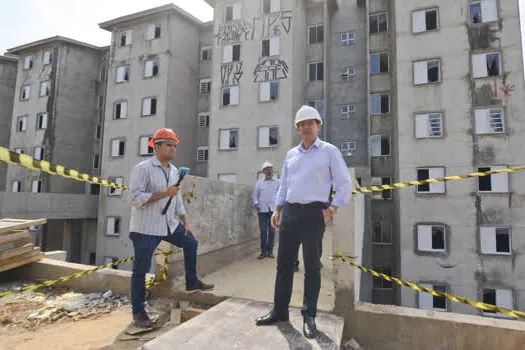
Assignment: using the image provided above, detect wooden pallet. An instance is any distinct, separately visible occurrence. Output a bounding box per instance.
[0,218,47,272]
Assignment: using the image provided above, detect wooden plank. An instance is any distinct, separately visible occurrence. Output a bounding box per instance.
[0,231,32,245]
[0,236,32,252]
[0,253,44,273]
[0,248,40,265]
[0,243,33,261]
[0,218,47,234]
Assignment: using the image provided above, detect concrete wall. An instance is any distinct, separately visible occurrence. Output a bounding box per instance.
[395,0,525,316]
[96,175,259,273]
[207,0,303,185]
[0,192,98,219]
[332,186,525,349]
[0,57,17,192]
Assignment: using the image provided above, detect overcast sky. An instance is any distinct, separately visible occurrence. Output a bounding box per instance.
[1,0,525,68]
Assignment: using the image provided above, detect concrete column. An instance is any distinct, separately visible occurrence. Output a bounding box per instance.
[63,219,71,261]
[332,190,365,338]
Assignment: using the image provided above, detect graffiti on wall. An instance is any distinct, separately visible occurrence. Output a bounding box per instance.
[253,58,289,83]
[214,11,293,46]
[221,61,244,86]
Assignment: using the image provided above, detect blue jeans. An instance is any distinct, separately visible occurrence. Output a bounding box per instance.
[258,212,275,254]
[129,224,198,315]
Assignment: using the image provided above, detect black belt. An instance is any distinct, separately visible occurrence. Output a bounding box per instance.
[286,201,327,209]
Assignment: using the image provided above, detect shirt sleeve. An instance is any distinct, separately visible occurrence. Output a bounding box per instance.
[174,191,186,216]
[275,156,288,206]
[253,181,260,205]
[329,146,353,207]
[129,165,152,208]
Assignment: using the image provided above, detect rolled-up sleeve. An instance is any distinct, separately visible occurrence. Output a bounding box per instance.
[129,165,152,208]
[329,147,353,207]
[275,157,288,206]
[174,191,186,216]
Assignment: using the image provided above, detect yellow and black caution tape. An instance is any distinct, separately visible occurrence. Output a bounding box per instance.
[330,253,525,319]
[0,147,128,191]
[0,250,176,299]
[182,176,197,204]
[353,166,525,194]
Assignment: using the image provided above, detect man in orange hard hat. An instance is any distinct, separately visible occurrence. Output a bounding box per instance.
[128,128,214,328]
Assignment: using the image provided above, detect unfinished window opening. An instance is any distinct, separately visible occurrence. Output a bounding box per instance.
[370,93,390,115]
[478,166,508,192]
[412,8,438,33]
[472,52,501,78]
[201,47,212,61]
[108,177,123,196]
[371,177,391,200]
[370,52,389,74]
[258,126,279,148]
[142,97,157,116]
[111,139,125,157]
[113,101,128,120]
[219,129,239,150]
[418,224,445,252]
[419,284,447,311]
[414,59,441,84]
[481,227,511,255]
[417,167,445,193]
[106,217,121,236]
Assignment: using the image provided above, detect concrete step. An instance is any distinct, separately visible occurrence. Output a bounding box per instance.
[141,297,344,350]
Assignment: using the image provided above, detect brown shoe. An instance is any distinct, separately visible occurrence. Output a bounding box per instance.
[267,253,275,258]
[257,253,265,260]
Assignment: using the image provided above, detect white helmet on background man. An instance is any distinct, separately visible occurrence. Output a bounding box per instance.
[294,105,323,127]
[261,162,273,171]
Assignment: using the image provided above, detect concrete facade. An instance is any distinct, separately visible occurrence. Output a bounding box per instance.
[0,56,17,192]
[395,0,525,318]
[95,4,211,266]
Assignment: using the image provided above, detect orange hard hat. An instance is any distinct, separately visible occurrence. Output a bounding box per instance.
[148,128,180,148]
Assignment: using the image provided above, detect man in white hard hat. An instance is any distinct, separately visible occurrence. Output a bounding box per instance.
[255,105,352,339]
[253,162,280,259]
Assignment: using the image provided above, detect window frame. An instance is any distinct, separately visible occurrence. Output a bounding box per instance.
[372,221,393,245]
[477,166,509,193]
[417,224,446,253]
[415,113,443,138]
[221,86,240,106]
[371,176,392,200]
[370,93,390,115]
[480,227,512,255]
[308,62,324,81]
[340,31,355,46]
[17,116,28,132]
[198,113,210,128]
[196,146,209,162]
[20,85,31,101]
[113,100,128,120]
[371,134,391,157]
[341,104,356,119]
[257,126,280,148]
[369,12,388,34]
[219,129,239,150]
[416,167,446,194]
[308,24,324,44]
[370,52,389,74]
[412,8,439,34]
[110,138,126,158]
[413,59,441,85]
[108,176,124,196]
[139,136,154,156]
[141,97,158,117]
[372,266,393,290]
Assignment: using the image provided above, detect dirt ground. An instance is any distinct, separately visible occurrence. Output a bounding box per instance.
[0,309,131,350]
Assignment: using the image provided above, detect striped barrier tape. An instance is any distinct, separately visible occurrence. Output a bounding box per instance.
[0,146,128,191]
[352,166,525,194]
[0,250,176,299]
[330,253,525,319]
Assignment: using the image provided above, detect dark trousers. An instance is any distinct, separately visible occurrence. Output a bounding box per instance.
[274,202,325,318]
[129,224,198,315]
[258,212,275,254]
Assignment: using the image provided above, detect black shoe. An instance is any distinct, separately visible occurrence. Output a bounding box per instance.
[186,280,214,293]
[303,315,317,338]
[257,253,265,260]
[267,252,275,259]
[255,309,289,325]
[133,310,153,328]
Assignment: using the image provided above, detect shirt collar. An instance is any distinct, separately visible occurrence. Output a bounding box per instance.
[299,137,322,152]
[152,156,172,169]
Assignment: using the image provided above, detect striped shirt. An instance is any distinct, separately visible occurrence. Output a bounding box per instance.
[253,178,280,213]
[129,156,186,237]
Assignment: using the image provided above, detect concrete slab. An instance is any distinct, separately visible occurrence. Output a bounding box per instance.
[200,225,335,312]
[141,298,344,350]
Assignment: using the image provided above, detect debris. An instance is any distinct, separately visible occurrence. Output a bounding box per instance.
[343,338,364,350]
[0,281,129,330]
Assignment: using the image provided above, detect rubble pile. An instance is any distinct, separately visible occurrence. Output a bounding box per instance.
[0,281,129,329]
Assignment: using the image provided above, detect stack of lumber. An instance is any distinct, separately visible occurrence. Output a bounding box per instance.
[0,218,47,273]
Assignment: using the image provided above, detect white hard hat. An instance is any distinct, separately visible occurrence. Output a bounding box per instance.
[294,105,323,127]
[261,162,273,170]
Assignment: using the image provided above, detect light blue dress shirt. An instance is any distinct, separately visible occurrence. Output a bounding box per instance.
[253,178,280,213]
[275,138,353,207]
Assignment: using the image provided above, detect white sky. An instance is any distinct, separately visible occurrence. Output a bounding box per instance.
[0,0,213,53]
[0,0,524,69]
